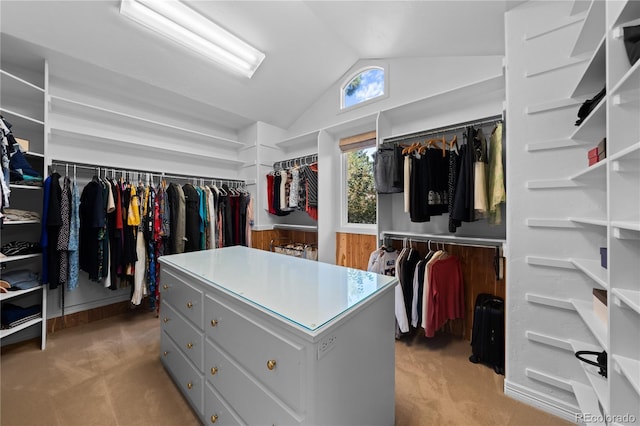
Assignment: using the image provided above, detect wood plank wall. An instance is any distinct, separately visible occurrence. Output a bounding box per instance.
[335,232,377,270]
[251,229,318,252]
[253,230,505,341]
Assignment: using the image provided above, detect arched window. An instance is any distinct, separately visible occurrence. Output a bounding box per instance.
[341,66,385,109]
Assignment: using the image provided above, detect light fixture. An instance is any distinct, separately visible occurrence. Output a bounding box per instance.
[120,0,265,78]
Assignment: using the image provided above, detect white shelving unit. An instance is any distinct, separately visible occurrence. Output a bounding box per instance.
[1,64,47,350]
[505,1,640,423]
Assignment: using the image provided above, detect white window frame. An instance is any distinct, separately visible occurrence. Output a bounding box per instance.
[340,145,377,234]
[339,63,389,112]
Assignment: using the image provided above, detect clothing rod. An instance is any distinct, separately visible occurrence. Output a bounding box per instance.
[380,232,504,249]
[382,114,503,145]
[273,153,318,171]
[49,160,245,184]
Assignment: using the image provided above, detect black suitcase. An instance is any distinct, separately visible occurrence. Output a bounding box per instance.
[469,293,505,375]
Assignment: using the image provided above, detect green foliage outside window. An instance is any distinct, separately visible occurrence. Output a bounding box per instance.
[346,149,376,224]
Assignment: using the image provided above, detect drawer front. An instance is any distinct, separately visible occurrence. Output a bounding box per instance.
[160,270,203,328]
[205,339,302,426]
[204,382,245,426]
[160,331,203,415]
[161,301,204,370]
[205,295,304,412]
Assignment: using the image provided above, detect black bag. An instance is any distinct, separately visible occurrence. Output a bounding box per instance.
[575,350,607,378]
[575,87,606,126]
[623,24,640,67]
[469,293,505,375]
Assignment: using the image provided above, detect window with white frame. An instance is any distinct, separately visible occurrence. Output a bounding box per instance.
[341,66,385,110]
[340,131,377,226]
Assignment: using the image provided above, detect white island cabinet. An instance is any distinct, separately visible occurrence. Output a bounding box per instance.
[158,246,397,426]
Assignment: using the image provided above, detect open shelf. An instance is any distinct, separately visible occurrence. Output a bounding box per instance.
[570,0,605,57]
[569,217,608,227]
[571,35,606,98]
[275,131,319,152]
[570,158,607,181]
[380,230,505,248]
[49,127,243,167]
[613,355,640,396]
[612,288,640,315]
[8,184,43,190]
[2,220,40,226]
[0,317,43,339]
[0,284,44,301]
[610,58,640,99]
[272,224,318,232]
[48,95,244,150]
[570,95,606,142]
[571,258,608,289]
[611,0,640,28]
[0,253,41,264]
[0,69,44,122]
[571,299,608,351]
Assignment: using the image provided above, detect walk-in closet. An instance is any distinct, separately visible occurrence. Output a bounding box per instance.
[1,1,638,425]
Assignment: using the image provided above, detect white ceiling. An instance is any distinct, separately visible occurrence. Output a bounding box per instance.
[0,1,511,131]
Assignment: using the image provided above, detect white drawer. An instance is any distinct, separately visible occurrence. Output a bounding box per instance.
[160,270,203,328]
[205,294,304,413]
[204,382,245,426]
[160,331,203,415]
[205,339,302,426]
[161,301,204,371]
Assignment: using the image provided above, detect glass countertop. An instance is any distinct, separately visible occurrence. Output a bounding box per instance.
[159,246,397,332]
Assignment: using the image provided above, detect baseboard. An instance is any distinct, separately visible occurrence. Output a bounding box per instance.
[47,300,153,333]
[504,379,580,424]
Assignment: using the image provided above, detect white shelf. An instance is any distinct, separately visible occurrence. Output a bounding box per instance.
[612,288,640,315]
[612,221,640,232]
[570,0,591,16]
[526,179,582,189]
[0,107,44,126]
[613,354,640,396]
[2,220,40,226]
[570,158,607,181]
[0,69,44,122]
[610,58,640,99]
[611,0,640,28]
[571,258,608,289]
[582,366,609,416]
[571,299,608,351]
[526,138,586,152]
[572,381,606,425]
[570,95,606,142]
[272,224,318,232]
[571,35,606,98]
[0,284,45,302]
[526,98,581,115]
[48,95,244,150]
[0,317,43,339]
[525,54,590,79]
[275,131,319,152]
[569,217,608,227]
[0,253,41,264]
[570,0,605,57]
[610,141,640,162]
[524,12,586,41]
[49,127,243,167]
[8,184,43,190]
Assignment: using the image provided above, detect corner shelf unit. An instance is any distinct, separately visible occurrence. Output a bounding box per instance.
[1,64,47,350]
[506,1,640,423]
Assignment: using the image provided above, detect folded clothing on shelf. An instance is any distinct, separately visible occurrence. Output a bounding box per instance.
[0,241,42,257]
[0,269,40,290]
[1,209,41,222]
[1,303,41,329]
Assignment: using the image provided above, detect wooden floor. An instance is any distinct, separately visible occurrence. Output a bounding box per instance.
[1,310,573,426]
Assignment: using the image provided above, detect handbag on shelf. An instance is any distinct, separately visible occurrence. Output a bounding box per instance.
[575,87,606,126]
[623,24,640,67]
[575,350,607,378]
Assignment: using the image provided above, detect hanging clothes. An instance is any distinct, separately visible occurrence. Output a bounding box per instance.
[67,177,80,291]
[424,255,465,338]
[487,122,505,225]
[182,183,200,252]
[473,128,489,219]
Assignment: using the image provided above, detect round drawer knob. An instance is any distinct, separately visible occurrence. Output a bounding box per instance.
[187,302,193,309]
[163,284,168,290]
[163,351,168,357]
[267,359,277,370]
[211,415,218,423]
[187,382,193,390]
[210,367,218,375]
[210,319,218,327]
[187,343,193,349]
[163,317,169,323]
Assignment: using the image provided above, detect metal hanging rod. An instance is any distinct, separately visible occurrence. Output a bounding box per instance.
[380,231,505,249]
[273,153,318,171]
[49,160,245,187]
[382,114,503,145]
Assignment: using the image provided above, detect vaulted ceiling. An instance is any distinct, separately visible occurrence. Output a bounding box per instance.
[1,1,512,131]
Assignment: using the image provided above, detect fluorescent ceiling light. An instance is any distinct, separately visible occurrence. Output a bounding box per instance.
[120,0,265,78]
